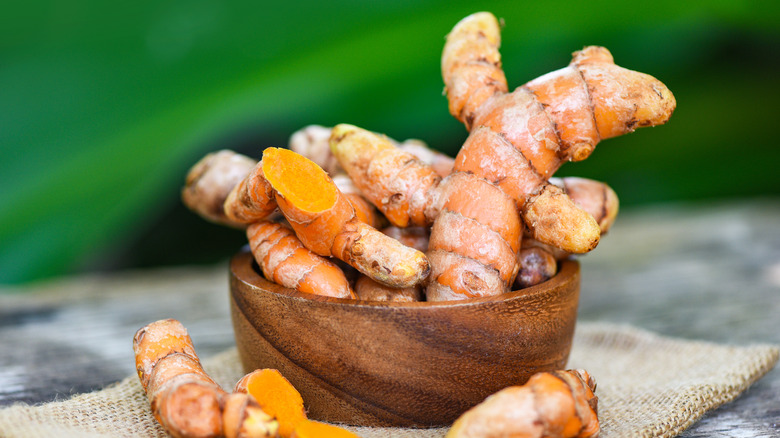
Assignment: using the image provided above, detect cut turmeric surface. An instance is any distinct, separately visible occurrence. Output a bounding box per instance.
[235,369,307,438]
[261,147,430,288]
[447,369,599,438]
[291,420,360,438]
[133,319,278,438]
[182,150,257,228]
[247,221,355,299]
[514,246,558,290]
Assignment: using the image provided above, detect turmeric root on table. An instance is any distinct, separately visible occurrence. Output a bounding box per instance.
[247,221,355,299]
[133,319,278,438]
[447,369,599,438]
[261,147,429,288]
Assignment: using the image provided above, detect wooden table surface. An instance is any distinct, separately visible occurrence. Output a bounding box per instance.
[1,200,778,437]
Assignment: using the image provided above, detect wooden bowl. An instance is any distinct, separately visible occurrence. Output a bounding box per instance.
[229,249,580,427]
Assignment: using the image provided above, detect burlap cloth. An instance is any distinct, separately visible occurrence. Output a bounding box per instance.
[1,322,776,438]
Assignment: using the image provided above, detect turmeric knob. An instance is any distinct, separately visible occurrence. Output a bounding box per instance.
[447,369,599,438]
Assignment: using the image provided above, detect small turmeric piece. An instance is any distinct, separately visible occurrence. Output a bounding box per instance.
[247,221,356,299]
[262,147,430,288]
[133,319,278,438]
[182,150,258,228]
[447,369,599,438]
[291,420,359,438]
[354,275,422,302]
[235,369,307,438]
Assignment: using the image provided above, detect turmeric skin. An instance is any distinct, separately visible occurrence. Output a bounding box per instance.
[247,221,356,299]
[133,319,278,438]
[182,150,258,228]
[235,369,307,438]
[290,124,454,178]
[447,369,599,438]
[443,12,674,254]
[331,125,520,301]
[354,275,422,302]
[262,147,430,288]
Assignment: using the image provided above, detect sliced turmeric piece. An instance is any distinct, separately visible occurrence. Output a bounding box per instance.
[262,147,429,288]
[235,369,307,438]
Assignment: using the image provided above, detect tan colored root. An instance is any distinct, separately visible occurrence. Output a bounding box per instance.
[514,246,558,290]
[224,159,278,225]
[550,177,619,234]
[447,369,599,438]
[182,150,257,228]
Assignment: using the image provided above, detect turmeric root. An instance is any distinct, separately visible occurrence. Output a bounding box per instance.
[549,177,619,235]
[182,150,258,228]
[247,221,356,299]
[382,225,429,252]
[235,369,307,438]
[443,12,674,253]
[332,173,384,229]
[133,319,278,438]
[262,147,429,288]
[331,124,521,300]
[290,124,454,178]
[516,177,619,289]
[447,369,599,438]
[224,159,279,225]
[291,420,360,438]
[354,275,422,302]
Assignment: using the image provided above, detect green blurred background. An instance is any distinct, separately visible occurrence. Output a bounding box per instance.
[2,0,779,285]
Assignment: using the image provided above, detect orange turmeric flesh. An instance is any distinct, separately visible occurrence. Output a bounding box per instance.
[263,147,338,214]
[262,147,430,289]
[291,420,360,438]
[235,369,307,438]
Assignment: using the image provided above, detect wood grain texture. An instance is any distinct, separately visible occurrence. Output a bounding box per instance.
[229,251,580,426]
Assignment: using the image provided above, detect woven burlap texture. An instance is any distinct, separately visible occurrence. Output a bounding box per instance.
[0,322,776,438]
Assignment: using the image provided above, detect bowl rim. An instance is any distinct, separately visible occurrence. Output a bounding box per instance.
[231,249,579,309]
